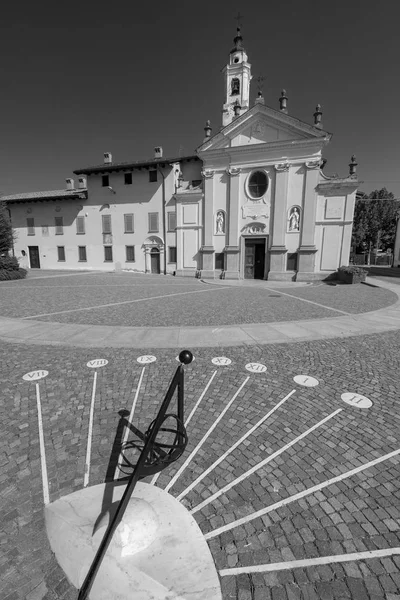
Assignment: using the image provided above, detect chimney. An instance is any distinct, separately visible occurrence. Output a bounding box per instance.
[279,90,288,113]
[66,178,74,190]
[78,176,86,189]
[313,104,323,129]
[154,146,163,159]
[349,155,357,176]
[104,152,112,164]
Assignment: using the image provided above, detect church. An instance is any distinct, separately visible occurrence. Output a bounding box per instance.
[3,27,358,281]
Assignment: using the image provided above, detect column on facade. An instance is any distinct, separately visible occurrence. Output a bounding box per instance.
[200,169,215,277]
[297,161,320,279]
[144,247,150,273]
[225,167,241,279]
[269,162,289,278]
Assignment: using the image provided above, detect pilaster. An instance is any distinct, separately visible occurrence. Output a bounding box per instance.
[297,161,320,278]
[227,167,241,247]
[269,162,289,275]
[202,169,214,247]
[224,245,240,279]
[200,245,215,278]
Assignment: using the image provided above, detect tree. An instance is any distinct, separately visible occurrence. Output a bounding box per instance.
[0,200,14,255]
[352,188,399,253]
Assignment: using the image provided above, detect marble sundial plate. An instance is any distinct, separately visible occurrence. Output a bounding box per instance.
[45,482,221,599]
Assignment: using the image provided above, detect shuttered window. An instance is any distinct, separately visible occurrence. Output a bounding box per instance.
[126,246,135,262]
[55,217,64,235]
[168,246,177,263]
[76,216,85,234]
[102,215,112,234]
[124,214,134,233]
[167,212,176,231]
[148,212,159,232]
[27,218,35,235]
[57,246,65,261]
[104,246,113,262]
[78,246,87,262]
[124,172,132,185]
[149,170,157,182]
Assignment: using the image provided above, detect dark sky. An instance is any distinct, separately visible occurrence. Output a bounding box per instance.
[0,0,398,197]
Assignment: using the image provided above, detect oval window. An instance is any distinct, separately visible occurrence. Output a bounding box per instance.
[248,171,268,199]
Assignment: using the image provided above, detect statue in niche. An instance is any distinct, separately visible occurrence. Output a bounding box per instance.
[231,78,240,96]
[216,211,225,234]
[288,207,300,231]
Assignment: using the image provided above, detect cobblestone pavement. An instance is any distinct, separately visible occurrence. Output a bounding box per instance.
[0,272,397,326]
[1,330,400,600]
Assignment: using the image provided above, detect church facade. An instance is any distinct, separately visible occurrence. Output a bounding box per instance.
[4,28,358,280]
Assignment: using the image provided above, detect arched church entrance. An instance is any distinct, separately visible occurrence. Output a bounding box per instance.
[143,236,164,275]
[150,248,161,274]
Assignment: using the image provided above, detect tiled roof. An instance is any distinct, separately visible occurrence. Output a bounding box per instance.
[73,154,200,175]
[1,189,88,202]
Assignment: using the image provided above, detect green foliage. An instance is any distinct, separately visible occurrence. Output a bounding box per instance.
[0,268,26,281]
[352,188,399,252]
[0,255,19,270]
[0,201,15,254]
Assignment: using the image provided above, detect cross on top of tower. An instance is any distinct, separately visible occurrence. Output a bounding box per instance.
[231,12,245,53]
[234,12,244,31]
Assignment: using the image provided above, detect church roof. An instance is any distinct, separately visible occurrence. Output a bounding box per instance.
[1,189,87,203]
[73,154,199,176]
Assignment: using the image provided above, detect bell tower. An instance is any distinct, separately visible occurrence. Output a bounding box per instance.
[222,25,252,126]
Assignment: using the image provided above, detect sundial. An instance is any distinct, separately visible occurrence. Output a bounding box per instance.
[20,346,400,600]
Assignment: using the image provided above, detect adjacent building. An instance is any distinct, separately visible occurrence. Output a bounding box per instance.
[3,27,358,280]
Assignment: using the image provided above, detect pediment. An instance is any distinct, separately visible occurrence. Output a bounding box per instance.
[198,103,329,153]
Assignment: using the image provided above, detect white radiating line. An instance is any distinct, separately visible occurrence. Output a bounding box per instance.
[192,408,342,515]
[205,447,400,540]
[150,370,218,486]
[219,547,400,576]
[114,367,146,480]
[177,389,296,502]
[83,371,98,487]
[22,286,231,319]
[164,377,250,493]
[35,382,50,505]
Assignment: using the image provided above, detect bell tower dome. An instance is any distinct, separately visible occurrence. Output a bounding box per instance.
[222,26,252,126]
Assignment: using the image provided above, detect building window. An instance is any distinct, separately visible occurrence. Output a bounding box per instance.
[55,216,64,235]
[57,246,65,262]
[102,214,112,234]
[124,172,132,185]
[27,218,35,235]
[231,77,240,95]
[168,246,177,263]
[102,175,109,187]
[215,252,224,270]
[76,216,85,234]
[126,245,135,262]
[104,246,113,262]
[167,211,176,231]
[78,246,87,262]
[247,170,269,199]
[287,253,298,271]
[124,214,134,233]
[148,212,159,232]
[149,169,157,182]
